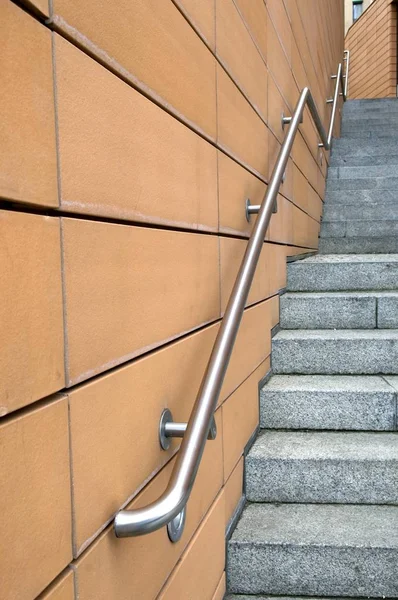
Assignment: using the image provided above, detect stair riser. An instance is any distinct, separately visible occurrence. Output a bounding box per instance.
[319,237,398,254]
[260,388,396,431]
[280,295,398,329]
[228,545,398,598]
[280,295,375,329]
[287,262,398,292]
[321,220,398,238]
[272,337,398,375]
[323,203,398,221]
[245,458,398,504]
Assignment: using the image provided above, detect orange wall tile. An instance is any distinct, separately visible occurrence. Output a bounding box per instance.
[73,411,223,599]
[62,218,220,385]
[54,35,218,230]
[0,210,65,415]
[0,397,72,600]
[37,570,75,600]
[157,491,226,600]
[50,0,217,138]
[0,1,57,206]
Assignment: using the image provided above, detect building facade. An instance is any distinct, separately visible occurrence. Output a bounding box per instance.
[345,0,374,32]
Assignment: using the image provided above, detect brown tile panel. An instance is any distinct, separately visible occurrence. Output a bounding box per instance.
[73,412,223,599]
[221,300,272,401]
[220,240,281,313]
[157,490,225,600]
[61,218,220,386]
[54,35,218,230]
[212,573,227,600]
[216,0,268,121]
[0,210,65,415]
[50,0,217,138]
[217,64,269,179]
[222,359,269,479]
[173,0,216,50]
[0,1,57,206]
[233,0,268,62]
[37,569,74,600]
[0,397,72,600]
[218,150,266,238]
[224,456,244,522]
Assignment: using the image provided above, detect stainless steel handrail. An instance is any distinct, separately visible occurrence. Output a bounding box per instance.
[344,50,350,98]
[114,57,348,539]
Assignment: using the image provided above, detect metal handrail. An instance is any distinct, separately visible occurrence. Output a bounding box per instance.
[114,57,348,539]
[344,50,350,98]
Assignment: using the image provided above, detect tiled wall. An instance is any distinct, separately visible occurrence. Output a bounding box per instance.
[346,0,397,98]
[0,1,343,598]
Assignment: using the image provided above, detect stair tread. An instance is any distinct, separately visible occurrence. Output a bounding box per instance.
[290,253,398,263]
[274,328,398,340]
[283,290,398,298]
[262,374,397,393]
[249,430,398,461]
[226,597,349,600]
[229,503,398,548]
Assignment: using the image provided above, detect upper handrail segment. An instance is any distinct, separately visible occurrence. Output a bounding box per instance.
[344,50,350,98]
[114,57,348,540]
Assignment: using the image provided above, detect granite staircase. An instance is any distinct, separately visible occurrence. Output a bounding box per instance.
[226,98,398,599]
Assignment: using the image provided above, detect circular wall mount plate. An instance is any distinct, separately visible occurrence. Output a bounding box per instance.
[167,507,187,543]
[159,408,173,451]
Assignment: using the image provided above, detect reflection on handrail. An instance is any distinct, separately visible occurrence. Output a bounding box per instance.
[114,55,349,540]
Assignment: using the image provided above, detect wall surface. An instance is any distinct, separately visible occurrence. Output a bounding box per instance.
[346,0,397,97]
[345,0,374,34]
[0,1,343,598]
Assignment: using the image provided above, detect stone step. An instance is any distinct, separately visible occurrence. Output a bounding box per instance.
[342,121,398,134]
[343,109,398,120]
[226,597,377,600]
[286,254,398,292]
[332,136,398,156]
[323,201,398,221]
[260,374,397,431]
[327,176,398,192]
[280,291,398,329]
[227,503,398,597]
[319,237,398,254]
[321,219,398,239]
[330,152,398,167]
[325,189,398,204]
[343,98,398,113]
[339,127,398,139]
[328,164,398,180]
[226,597,358,600]
[272,329,398,375]
[245,430,398,504]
